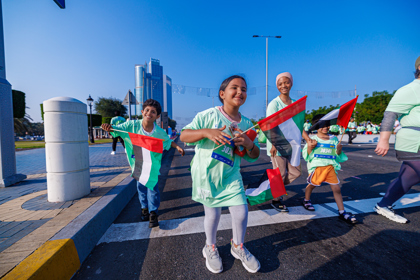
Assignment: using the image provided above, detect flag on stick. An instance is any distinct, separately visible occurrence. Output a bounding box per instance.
[128,132,164,190]
[258,96,307,167]
[309,96,358,131]
[246,168,286,205]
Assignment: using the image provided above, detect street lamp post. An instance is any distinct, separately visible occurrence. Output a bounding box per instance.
[86,95,94,143]
[253,35,281,109]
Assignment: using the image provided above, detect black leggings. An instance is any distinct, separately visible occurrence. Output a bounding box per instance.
[378,161,420,207]
[347,131,357,143]
[112,136,125,151]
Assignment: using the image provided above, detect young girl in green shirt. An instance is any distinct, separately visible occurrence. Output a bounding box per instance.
[180,75,261,274]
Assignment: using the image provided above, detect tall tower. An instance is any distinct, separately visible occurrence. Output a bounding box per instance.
[148,58,164,108]
[163,75,172,118]
[134,63,146,115]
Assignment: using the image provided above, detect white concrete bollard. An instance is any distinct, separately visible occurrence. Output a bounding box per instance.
[43,97,90,202]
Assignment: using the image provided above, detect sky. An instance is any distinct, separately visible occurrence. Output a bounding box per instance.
[3,0,420,127]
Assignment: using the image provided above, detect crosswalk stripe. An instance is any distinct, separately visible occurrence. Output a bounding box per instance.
[98,193,420,244]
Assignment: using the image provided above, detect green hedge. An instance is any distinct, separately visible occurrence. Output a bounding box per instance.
[88,114,102,127]
[12,90,25,118]
[40,103,44,120]
[102,117,113,125]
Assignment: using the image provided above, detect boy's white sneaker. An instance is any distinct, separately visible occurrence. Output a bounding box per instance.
[202,245,223,274]
[374,203,408,223]
[231,242,260,273]
[110,151,115,155]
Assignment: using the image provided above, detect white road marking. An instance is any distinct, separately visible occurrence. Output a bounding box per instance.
[98,193,420,244]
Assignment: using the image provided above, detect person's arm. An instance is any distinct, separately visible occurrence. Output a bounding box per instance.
[171,141,185,156]
[180,125,231,146]
[303,130,317,146]
[306,139,317,155]
[375,111,398,157]
[336,142,342,155]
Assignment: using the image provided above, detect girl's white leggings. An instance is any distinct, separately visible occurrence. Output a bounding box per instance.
[203,204,248,245]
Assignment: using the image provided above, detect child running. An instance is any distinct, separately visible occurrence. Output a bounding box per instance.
[180,75,261,274]
[102,99,185,228]
[301,114,358,224]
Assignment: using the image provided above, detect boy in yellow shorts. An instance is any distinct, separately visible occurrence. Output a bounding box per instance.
[301,114,358,224]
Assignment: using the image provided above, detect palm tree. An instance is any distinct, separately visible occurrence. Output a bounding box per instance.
[14,112,33,136]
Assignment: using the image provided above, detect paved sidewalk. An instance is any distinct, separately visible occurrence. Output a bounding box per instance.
[0,143,134,278]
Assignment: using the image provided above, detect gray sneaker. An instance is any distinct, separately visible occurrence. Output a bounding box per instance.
[202,245,223,273]
[374,203,408,223]
[231,242,260,273]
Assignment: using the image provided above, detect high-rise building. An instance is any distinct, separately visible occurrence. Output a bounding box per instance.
[134,63,146,115]
[163,75,172,118]
[134,58,171,118]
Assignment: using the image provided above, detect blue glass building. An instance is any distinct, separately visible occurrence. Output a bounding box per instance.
[134,58,171,118]
[163,75,172,118]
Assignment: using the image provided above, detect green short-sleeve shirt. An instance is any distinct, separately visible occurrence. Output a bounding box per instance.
[348,121,357,132]
[182,108,260,208]
[385,79,420,153]
[266,96,296,157]
[302,134,348,174]
[111,120,172,173]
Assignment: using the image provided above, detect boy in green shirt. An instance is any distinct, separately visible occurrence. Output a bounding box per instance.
[110,111,126,155]
[102,99,184,228]
[301,114,358,224]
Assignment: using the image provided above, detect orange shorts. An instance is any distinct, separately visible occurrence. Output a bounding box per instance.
[307,165,340,186]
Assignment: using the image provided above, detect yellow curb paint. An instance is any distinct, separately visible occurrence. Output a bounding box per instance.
[3,239,80,280]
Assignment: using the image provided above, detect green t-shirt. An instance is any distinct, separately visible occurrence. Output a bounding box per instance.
[266,96,297,157]
[303,122,312,131]
[348,121,357,132]
[110,116,126,126]
[302,135,348,174]
[385,79,420,153]
[111,120,172,174]
[182,108,260,208]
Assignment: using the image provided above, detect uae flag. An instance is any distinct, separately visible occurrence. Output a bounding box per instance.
[246,168,286,206]
[128,132,164,190]
[309,96,358,131]
[258,96,307,167]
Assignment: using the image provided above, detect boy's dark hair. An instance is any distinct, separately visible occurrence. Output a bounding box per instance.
[311,113,331,130]
[114,111,121,116]
[415,68,420,79]
[218,75,247,104]
[142,99,162,115]
[312,114,326,125]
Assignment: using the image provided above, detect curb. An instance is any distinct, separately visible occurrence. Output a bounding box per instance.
[2,147,173,279]
[3,175,137,280]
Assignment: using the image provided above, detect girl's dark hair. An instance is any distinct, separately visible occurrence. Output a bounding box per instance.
[218,75,247,104]
[415,69,420,79]
[142,99,162,115]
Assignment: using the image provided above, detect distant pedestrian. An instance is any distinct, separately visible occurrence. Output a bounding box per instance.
[266,72,315,212]
[347,117,357,144]
[180,75,261,274]
[329,124,340,135]
[302,114,358,224]
[102,99,185,228]
[110,111,126,155]
[366,121,373,134]
[303,119,312,134]
[374,55,420,223]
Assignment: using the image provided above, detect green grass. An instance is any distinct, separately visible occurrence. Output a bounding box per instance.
[15,138,113,150]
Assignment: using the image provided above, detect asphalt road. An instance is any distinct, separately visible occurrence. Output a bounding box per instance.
[73,141,420,280]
